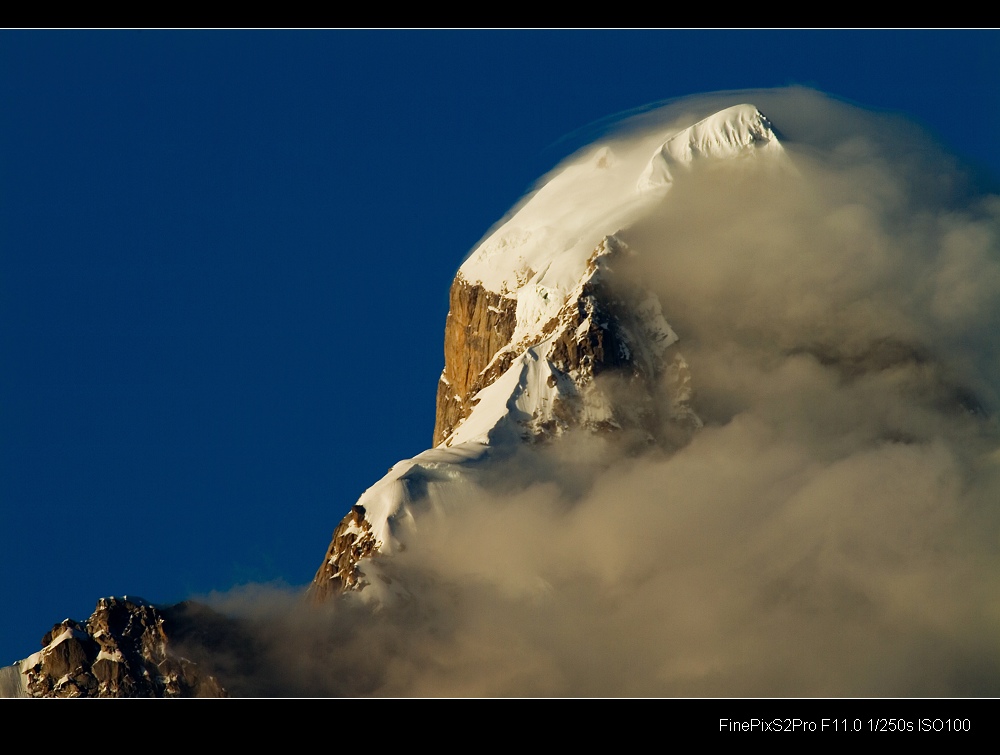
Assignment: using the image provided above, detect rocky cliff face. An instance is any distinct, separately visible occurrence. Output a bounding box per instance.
[434,274,517,446]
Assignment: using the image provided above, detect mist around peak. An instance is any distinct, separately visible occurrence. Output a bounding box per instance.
[197,90,1000,697]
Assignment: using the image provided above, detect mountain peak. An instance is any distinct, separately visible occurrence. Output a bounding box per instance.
[308,105,785,601]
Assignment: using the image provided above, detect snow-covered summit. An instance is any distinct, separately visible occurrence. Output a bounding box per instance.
[461,103,784,298]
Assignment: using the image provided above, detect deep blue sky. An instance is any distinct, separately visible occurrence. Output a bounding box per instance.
[2,30,998,665]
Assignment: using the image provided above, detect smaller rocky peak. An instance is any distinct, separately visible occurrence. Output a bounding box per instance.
[16,596,226,697]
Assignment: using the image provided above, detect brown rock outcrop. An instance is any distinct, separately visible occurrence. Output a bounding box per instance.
[19,596,226,698]
[308,504,381,603]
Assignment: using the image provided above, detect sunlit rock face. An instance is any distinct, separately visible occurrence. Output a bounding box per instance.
[433,274,517,447]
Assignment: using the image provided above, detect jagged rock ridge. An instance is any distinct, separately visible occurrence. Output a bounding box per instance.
[309,504,381,604]
[14,597,225,698]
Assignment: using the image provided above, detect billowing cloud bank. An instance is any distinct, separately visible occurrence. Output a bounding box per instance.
[197,89,1000,696]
